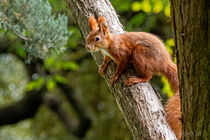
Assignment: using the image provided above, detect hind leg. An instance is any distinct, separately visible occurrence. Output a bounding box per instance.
[126,51,153,86]
[125,74,152,86]
[126,47,154,86]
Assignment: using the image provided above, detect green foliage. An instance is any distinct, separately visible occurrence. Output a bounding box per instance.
[161,77,173,97]
[26,77,44,91]
[54,74,67,84]
[130,0,170,16]
[112,0,170,16]
[112,0,171,34]
[131,1,142,12]
[0,0,70,59]
[44,57,79,71]
[165,39,174,55]
[164,4,170,17]
[46,74,67,91]
[67,27,82,49]
[46,77,56,91]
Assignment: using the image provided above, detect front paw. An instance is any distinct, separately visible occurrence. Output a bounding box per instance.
[98,65,105,76]
[110,75,118,86]
[98,68,104,76]
[125,78,135,86]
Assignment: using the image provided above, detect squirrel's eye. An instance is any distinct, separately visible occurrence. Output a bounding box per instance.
[95,36,100,41]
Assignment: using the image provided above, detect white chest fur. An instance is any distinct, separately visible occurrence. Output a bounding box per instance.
[100,49,115,60]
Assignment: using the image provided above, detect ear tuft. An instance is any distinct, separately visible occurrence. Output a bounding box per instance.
[98,16,109,36]
[89,15,98,31]
[98,16,106,25]
[100,23,107,34]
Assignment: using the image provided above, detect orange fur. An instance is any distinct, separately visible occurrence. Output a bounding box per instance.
[165,92,182,139]
[89,15,98,31]
[86,15,182,139]
[98,16,106,25]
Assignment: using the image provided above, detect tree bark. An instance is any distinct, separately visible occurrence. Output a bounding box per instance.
[169,0,209,139]
[65,0,177,139]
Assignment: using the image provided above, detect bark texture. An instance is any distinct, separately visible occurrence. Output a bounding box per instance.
[65,0,177,139]
[170,0,209,139]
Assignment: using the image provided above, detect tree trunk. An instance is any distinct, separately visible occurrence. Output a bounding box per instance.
[169,0,209,139]
[64,0,177,139]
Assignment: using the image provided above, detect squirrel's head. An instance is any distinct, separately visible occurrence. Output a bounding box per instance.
[86,15,110,52]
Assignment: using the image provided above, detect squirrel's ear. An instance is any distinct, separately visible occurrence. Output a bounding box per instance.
[99,22,108,35]
[98,16,109,36]
[89,15,98,31]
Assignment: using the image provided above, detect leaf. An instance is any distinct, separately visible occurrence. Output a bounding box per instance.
[62,61,79,71]
[142,0,152,13]
[165,39,174,55]
[47,78,56,91]
[130,13,146,27]
[166,39,175,46]
[26,77,44,91]
[117,1,130,12]
[16,44,26,58]
[153,1,163,14]
[54,74,66,84]
[164,4,170,17]
[161,77,173,97]
[45,57,55,69]
[131,1,141,12]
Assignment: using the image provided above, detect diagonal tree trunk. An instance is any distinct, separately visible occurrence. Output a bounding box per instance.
[64,0,177,139]
[169,0,209,139]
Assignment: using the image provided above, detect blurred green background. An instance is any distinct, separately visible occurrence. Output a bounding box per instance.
[0,0,175,140]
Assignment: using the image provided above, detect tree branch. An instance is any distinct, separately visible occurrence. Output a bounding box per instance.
[58,83,90,119]
[0,87,46,125]
[44,95,76,133]
[3,23,32,41]
[58,83,91,137]
[64,0,177,139]
[44,94,90,137]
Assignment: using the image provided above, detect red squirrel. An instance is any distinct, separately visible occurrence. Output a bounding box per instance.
[86,15,182,139]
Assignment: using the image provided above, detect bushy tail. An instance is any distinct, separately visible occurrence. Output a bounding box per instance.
[165,92,182,139]
[162,62,179,93]
[162,63,182,139]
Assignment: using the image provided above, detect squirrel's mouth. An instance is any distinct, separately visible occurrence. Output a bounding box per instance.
[87,49,99,52]
[86,45,99,52]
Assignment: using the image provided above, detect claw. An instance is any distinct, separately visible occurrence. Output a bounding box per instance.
[98,65,105,76]
[125,80,135,86]
[110,75,118,86]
